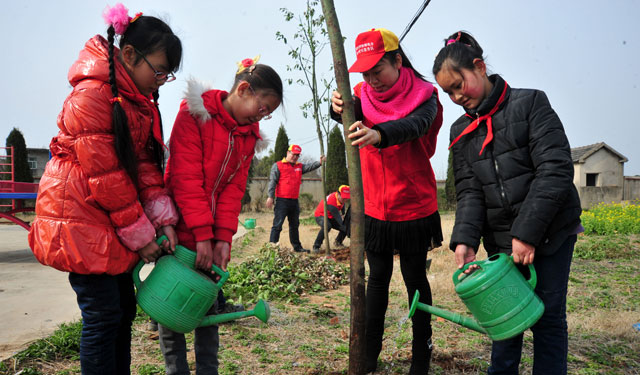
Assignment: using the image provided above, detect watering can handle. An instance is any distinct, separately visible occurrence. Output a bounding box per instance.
[238,219,245,228]
[154,235,231,287]
[132,235,168,290]
[521,259,537,289]
[452,259,483,286]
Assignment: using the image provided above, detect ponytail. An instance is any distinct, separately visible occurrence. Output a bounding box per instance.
[151,90,165,170]
[107,25,139,186]
[432,31,485,77]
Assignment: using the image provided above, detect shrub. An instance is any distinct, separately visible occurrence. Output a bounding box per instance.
[298,192,315,211]
[581,201,640,235]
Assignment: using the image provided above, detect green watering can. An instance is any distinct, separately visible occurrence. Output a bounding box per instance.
[133,236,270,333]
[239,218,256,229]
[409,253,544,341]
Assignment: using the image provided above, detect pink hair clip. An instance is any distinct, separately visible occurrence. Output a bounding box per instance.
[103,3,132,35]
[447,31,462,46]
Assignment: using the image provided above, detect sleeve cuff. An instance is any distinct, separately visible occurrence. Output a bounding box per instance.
[192,226,215,242]
[213,228,234,244]
[116,214,155,251]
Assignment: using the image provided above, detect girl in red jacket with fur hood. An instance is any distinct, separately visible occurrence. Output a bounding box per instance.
[28,4,181,374]
[160,58,282,374]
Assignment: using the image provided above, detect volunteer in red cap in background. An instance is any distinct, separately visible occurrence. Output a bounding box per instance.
[312,185,350,253]
[330,28,443,374]
[266,144,325,253]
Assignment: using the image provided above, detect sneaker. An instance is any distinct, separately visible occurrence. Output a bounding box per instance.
[312,246,321,254]
[294,247,310,253]
[332,241,346,249]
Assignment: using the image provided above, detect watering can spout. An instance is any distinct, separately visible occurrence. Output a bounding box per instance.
[200,299,271,326]
[409,291,486,334]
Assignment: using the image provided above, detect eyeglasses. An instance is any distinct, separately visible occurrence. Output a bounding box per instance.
[134,48,176,83]
[248,85,273,120]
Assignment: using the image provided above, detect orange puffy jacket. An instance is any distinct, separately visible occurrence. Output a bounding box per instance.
[28,35,178,275]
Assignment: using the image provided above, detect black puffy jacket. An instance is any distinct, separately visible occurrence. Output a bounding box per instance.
[449,75,581,256]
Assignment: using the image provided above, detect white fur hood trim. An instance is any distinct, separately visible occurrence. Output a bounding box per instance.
[256,130,270,153]
[184,78,214,124]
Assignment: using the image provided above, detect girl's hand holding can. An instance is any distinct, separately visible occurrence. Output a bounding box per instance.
[157,225,178,253]
[195,240,214,271]
[139,240,162,263]
[511,238,535,265]
[213,240,231,271]
[455,244,478,273]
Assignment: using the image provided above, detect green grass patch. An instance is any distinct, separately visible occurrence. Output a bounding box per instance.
[14,322,81,362]
[574,234,639,260]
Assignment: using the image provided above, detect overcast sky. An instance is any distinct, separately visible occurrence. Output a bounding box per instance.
[1,0,638,177]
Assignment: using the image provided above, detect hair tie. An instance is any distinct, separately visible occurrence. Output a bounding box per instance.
[236,55,260,75]
[103,3,135,35]
[109,96,123,104]
[447,31,462,46]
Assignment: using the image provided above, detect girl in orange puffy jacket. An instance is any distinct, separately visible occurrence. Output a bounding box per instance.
[160,58,282,374]
[28,4,181,374]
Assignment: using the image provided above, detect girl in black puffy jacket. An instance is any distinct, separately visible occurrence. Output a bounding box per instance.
[433,31,582,375]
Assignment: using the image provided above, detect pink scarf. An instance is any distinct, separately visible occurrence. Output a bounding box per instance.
[360,66,434,125]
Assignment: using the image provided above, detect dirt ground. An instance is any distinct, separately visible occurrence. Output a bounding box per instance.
[6,210,638,374]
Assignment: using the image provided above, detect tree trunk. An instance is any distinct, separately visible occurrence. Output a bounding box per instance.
[320,1,366,374]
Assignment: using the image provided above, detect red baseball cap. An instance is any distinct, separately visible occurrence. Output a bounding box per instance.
[339,185,350,199]
[348,28,399,73]
[288,144,302,154]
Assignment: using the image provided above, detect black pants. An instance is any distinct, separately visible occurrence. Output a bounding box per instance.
[269,198,302,250]
[365,250,432,369]
[313,216,347,248]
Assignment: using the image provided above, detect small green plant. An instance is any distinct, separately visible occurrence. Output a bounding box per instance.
[224,243,349,304]
[137,363,165,375]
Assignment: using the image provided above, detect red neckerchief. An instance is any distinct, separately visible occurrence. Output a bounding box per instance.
[448,81,508,155]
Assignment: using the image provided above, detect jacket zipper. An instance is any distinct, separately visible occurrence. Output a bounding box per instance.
[474,111,510,214]
[379,148,387,220]
[211,128,236,218]
[486,139,511,214]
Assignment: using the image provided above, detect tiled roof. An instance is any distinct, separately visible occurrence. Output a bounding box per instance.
[571,142,628,163]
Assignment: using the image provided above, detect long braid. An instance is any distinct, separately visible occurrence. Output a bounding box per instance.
[107,25,139,186]
[151,90,165,171]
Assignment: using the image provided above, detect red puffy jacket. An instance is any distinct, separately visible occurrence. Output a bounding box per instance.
[28,36,178,275]
[164,81,267,250]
